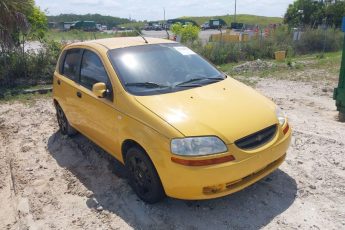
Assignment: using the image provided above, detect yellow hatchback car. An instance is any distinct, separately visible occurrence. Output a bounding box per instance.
[53,37,291,203]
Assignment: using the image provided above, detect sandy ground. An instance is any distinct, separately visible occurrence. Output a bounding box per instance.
[1,68,345,229]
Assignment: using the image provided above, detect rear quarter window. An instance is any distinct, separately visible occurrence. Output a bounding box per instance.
[62,49,82,81]
[57,51,66,74]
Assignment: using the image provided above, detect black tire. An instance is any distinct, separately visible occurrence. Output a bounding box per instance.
[55,104,77,136]
[125,147,165,204]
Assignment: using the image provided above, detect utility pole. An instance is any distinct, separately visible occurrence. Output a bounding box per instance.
[234,0,237,23]
[163,7,166,22]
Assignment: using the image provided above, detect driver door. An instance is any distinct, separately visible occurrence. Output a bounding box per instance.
[75,49,117,154]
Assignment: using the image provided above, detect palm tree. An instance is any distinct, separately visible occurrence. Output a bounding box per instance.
[0,0,32,50]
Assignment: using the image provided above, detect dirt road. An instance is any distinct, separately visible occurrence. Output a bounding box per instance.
[1,68,345,229]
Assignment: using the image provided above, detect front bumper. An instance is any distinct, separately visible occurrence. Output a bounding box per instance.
[151,123,292,200]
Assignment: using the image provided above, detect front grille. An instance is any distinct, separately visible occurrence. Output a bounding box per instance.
[235,124,277,150]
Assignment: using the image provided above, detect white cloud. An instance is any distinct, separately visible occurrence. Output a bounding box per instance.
[35,0,294,20]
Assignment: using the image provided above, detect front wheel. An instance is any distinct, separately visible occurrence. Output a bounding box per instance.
[125,147,165,204]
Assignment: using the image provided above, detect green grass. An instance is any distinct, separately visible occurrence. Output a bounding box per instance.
[290,51,342,73]
[220,51,341,71]
[180,14,283,27]
[118,22,145,29]
[219,51,342,82]
[47,30,138,42]
[0,91,52,105]
[0,84,52,103]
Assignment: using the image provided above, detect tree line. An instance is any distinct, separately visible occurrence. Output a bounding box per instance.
[47,14,132,29]
[284,0,345,28]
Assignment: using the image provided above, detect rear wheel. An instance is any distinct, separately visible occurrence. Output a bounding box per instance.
[125,147,165,204]
[56,104,77,136]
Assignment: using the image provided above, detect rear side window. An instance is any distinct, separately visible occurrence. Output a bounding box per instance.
[58,51,66,74]
[62,49,82,81]
[80,50,109,90]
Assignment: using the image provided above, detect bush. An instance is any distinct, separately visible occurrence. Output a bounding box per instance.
[294,28,343,54]
[0,40,62,88]
[188,27,343,65]
[191,39,278,65]
[200,42,241,64]
[171,23,200,43]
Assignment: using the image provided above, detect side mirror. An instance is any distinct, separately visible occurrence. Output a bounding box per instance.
[92,82,106,98]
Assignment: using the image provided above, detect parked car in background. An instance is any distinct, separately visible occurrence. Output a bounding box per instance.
[166,19,198,29]
[70,21,99,31]
[153,23,163,31]
[231,22,245,32]
[57,22,74,31]
[201,22,210,30]
[202,19,227,30]
[114,26,127,31]
[144,22,163,31]
[53,37,291,204]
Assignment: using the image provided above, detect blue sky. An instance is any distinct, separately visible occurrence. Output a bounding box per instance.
[36,0,295,20]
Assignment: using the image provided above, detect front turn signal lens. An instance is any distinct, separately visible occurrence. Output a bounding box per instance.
[171,155,235,166]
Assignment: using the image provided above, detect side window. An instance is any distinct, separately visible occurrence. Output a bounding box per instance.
[80,50,109,90]
[62,49,82,81]
[58,50,66,74]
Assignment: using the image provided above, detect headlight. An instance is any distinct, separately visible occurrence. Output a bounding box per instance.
[276,107,286,126]
[171,136,227,156]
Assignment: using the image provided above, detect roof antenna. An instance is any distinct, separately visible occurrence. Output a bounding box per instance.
[134,29,148,44]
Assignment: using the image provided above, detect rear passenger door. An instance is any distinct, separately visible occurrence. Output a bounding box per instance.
[54,48,83,127]
[75,49,117,153]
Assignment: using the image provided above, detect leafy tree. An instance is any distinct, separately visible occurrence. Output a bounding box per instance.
[27,6,48,41]
[0,0,33,49]
[284,0,345,28]
[325,1,345,28]
[284,0,325,28]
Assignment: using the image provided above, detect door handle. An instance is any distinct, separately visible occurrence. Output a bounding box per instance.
[57,79,61,85]
[76,91,82,98]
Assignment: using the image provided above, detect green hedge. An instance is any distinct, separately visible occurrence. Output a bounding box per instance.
[0,40,61,88]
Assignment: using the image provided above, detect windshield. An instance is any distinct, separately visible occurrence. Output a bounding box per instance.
[108,43,225,96]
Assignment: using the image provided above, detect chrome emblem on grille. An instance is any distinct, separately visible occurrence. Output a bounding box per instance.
[256,135,263,142]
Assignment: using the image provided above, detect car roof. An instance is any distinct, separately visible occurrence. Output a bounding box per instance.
[67,37,177,50]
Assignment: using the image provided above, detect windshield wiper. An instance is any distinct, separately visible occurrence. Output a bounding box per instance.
[125,82,168,88]
[175,77,225,87]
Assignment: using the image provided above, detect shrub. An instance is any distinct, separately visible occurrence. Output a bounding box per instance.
[191,39,277,65]
[171,23,200,43]
[188,27,342,66]
[0,40,62,88]
[294,28,343,54]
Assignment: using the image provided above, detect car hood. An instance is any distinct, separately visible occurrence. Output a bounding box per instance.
[134,78,278,144]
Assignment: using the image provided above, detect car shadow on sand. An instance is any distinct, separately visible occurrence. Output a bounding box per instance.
[48,131,297,230]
